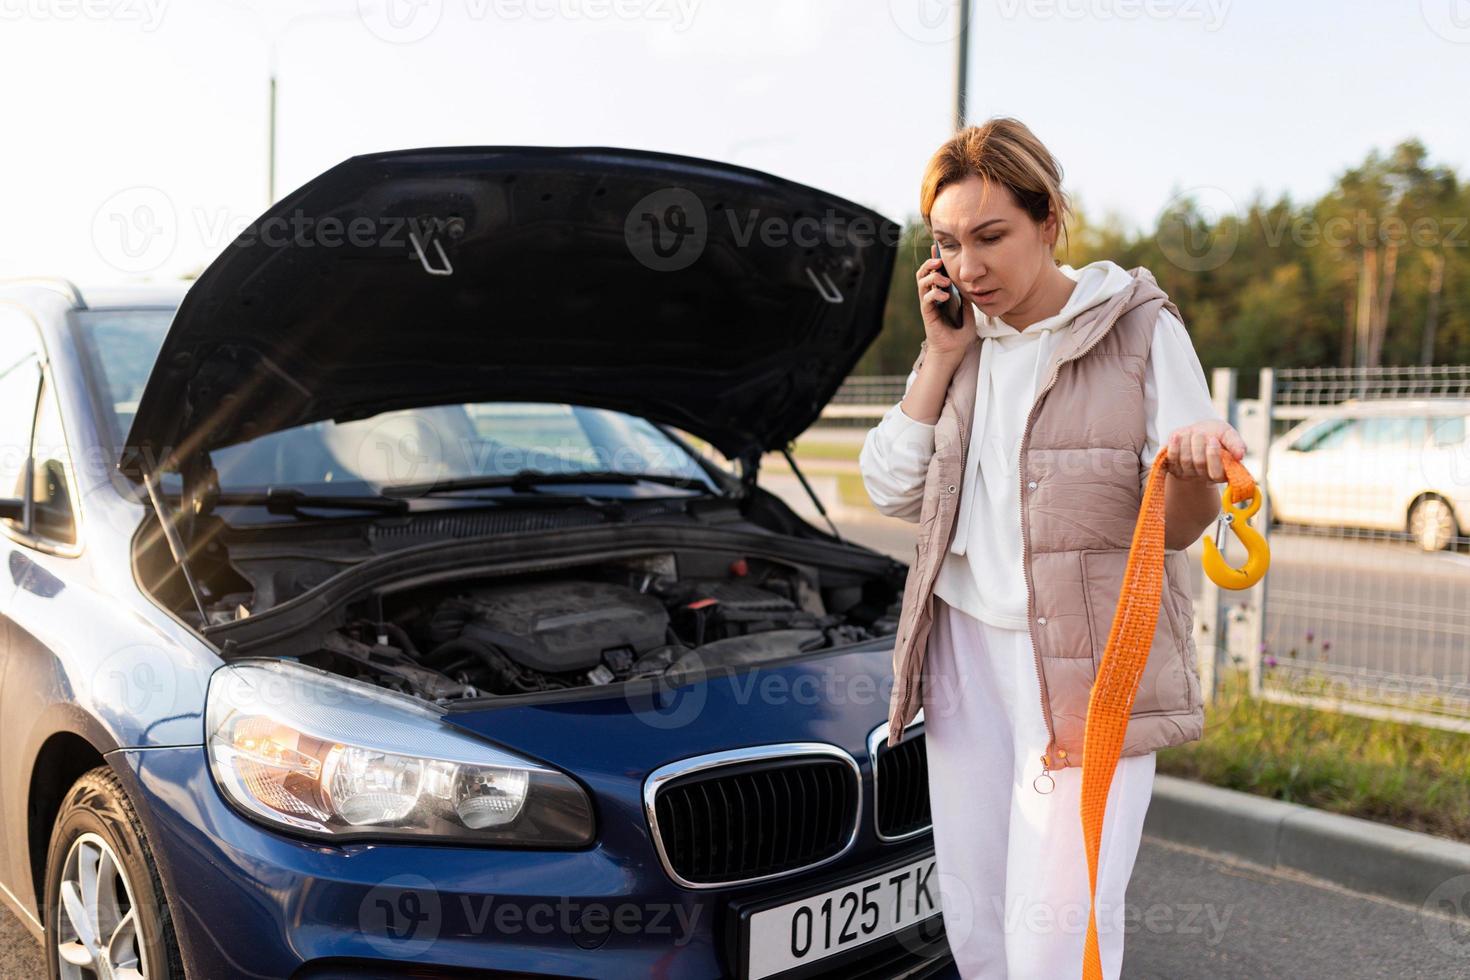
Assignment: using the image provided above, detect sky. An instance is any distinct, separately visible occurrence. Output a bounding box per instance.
[2,0,1468,283]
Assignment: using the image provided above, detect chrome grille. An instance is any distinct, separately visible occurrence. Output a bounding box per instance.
[645,744,861,888]
[869,718,932,841]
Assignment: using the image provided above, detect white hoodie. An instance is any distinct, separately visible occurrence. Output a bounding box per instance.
[858,259,1220,631]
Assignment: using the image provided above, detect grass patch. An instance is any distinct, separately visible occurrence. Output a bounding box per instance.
[789,440,862,462]
[1157,667,1470,843]
[835,472,873,509]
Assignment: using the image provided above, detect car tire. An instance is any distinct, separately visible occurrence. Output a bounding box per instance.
[43,765,185,980]
[1409,496,1459,552]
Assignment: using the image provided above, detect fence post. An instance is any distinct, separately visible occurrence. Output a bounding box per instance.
[1250,367,1275,700]
[1200,367,1236,705]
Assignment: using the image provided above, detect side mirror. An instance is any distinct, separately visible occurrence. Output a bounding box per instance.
[0,498,21,522]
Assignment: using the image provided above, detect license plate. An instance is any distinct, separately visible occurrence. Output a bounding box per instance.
[743,854,942,979]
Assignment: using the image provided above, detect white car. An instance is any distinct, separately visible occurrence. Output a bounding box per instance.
[1263,399,1470,551]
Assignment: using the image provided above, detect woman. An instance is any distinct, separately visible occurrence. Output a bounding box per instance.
[859,118,1247,978]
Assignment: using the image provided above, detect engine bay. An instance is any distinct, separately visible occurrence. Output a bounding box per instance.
[297,551,901,703]
[134,500,908,706]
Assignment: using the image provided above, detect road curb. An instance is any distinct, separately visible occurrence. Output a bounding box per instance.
[1145,774,1470,909]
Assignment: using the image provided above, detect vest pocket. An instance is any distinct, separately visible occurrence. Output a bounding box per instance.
[1079,548,1192,717]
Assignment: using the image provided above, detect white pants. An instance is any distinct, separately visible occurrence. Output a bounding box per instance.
[920,596,1156,980]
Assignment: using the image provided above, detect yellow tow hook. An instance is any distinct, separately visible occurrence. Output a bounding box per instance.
[1201,454,1270,590]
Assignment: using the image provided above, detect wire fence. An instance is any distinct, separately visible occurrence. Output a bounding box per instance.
[1213,365,1470,732]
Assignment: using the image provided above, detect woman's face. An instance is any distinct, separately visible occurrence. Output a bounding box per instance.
[929,175,1058,320]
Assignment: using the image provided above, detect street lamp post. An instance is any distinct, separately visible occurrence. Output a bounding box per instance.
[267,73,278,204]
[954,0,970,131]
[228,2,361,206]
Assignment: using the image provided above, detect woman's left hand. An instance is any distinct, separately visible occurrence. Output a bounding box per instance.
[1165,420,1247,484]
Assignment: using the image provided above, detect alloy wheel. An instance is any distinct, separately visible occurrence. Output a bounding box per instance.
[55,832,149,980]
[1410,497,1457,552]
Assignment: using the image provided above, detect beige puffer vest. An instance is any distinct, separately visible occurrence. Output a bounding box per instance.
[884,267,1205,773]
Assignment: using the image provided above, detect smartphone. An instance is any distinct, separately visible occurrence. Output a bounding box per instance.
[930,242,964,329]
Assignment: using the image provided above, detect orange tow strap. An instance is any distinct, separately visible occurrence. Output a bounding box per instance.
[1080,449,1265,979]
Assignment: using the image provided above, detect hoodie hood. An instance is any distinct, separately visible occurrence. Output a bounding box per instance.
[971,259,1138,404]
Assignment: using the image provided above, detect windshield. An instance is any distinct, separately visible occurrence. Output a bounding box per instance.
[73,308,720,495]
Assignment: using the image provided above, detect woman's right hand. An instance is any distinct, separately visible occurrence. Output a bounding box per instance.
[916,255,975,359]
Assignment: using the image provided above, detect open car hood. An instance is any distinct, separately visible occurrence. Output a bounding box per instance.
[119,146,899,480]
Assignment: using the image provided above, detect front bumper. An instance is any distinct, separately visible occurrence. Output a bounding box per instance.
[116,746,952,979]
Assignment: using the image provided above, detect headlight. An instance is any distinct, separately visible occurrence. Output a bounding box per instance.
[205,659,594,844]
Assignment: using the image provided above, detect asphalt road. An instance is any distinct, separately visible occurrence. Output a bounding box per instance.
[1121,835,1470,978]
[1,909,40,978]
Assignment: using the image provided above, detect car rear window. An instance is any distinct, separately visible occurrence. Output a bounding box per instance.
[1293,417,1355,451]
[1359,415,1427,449]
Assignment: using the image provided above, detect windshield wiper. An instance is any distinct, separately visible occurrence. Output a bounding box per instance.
[379,470,715,498]
[212,488,410,517]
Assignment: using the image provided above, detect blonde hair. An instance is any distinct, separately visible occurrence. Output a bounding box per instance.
[919,117,1072,258]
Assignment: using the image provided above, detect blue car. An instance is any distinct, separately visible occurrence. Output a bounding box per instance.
[0,146,952,979]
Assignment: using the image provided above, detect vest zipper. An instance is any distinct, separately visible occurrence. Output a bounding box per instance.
[1021,296,1132,787]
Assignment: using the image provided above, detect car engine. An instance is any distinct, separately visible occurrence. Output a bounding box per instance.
[306,554,899,702]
